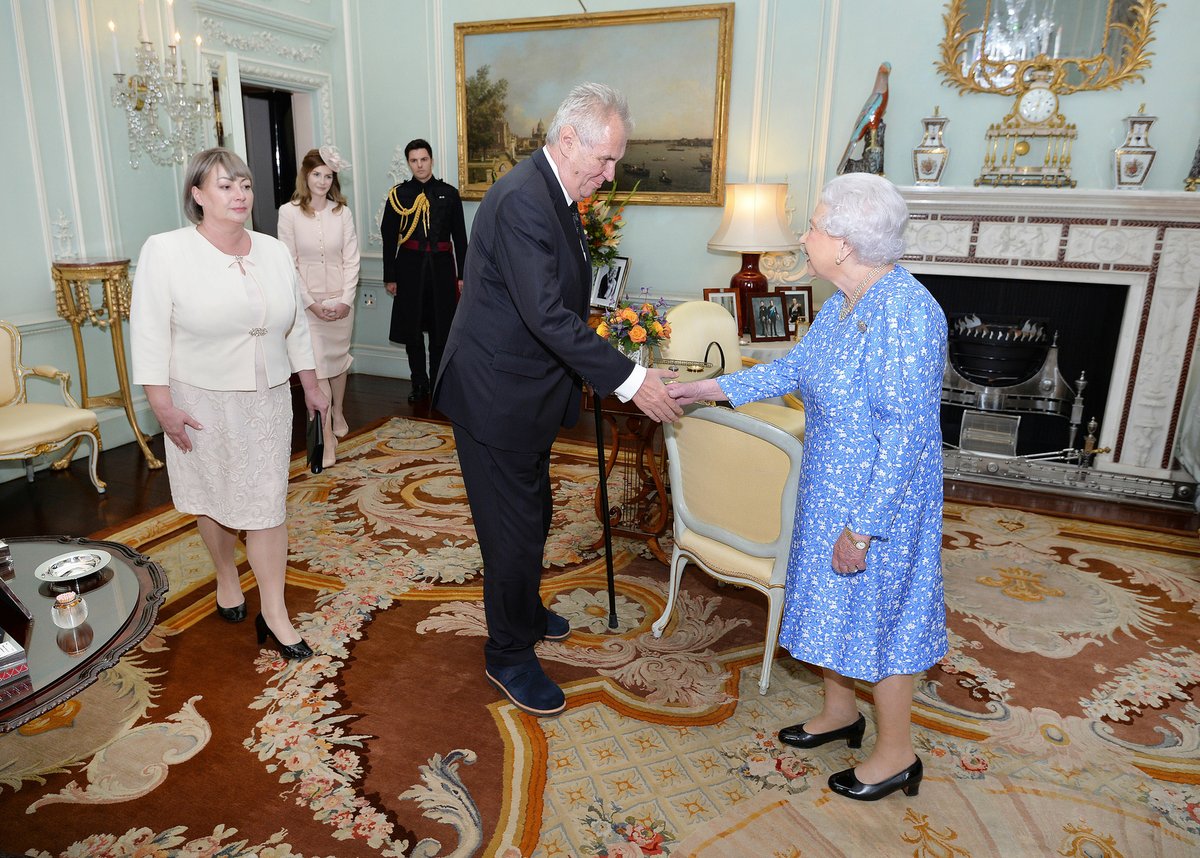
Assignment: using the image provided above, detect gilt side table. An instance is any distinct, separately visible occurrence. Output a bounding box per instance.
[51,258,163,469]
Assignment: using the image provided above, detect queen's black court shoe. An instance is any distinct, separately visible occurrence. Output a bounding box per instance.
[255,613,314,660]
[778,713,866,749]
[828,757,923,801]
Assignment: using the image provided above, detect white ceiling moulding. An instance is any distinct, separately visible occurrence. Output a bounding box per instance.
[193,0,335,42]
[194,0,333,63]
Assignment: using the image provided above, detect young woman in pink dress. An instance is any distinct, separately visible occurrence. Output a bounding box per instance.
[277,146,361,467]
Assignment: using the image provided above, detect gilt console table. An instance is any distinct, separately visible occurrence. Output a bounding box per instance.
[51,258,163,469]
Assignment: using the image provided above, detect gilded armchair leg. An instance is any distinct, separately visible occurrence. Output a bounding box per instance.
[83,430,106,494]
[50,437,84,471]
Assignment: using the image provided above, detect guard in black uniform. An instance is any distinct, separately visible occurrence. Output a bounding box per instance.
[382,139,468,402]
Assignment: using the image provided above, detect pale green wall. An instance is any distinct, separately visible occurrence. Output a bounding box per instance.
[3,0,1199,484]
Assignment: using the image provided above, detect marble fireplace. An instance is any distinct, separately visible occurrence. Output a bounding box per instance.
[899,186,1199,505]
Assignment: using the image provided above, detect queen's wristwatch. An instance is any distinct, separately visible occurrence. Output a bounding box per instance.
[843,526,869,551]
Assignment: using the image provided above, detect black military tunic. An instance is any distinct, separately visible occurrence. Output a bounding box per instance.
[380,176,467,389]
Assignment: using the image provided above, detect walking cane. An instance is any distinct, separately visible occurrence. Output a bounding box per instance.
[591,390,619,629]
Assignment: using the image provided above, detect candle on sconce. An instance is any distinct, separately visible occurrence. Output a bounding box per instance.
[174,37,182,81]
[137,0,148,41]
[1053,26,1062,59]
[165,0,176,44]
[195,35,203,79]
[108,21,121,74]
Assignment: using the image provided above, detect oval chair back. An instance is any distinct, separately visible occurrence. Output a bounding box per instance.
[653,404,803,694]
[660,300,742,375]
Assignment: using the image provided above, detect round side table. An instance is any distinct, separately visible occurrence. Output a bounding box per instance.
[51,258,163,469]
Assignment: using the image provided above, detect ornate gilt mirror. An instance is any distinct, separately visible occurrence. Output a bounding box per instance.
[938,0,1163,95]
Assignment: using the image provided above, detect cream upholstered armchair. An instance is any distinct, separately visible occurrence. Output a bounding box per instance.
[0,320,105,493]
[652,405,803,694]
[658,300,805,440]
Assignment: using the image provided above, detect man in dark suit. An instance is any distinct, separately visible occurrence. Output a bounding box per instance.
[434,83,681,716]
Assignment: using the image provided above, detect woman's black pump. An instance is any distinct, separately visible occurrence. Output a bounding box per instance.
[255,613,313,660]
[215,601,247,623]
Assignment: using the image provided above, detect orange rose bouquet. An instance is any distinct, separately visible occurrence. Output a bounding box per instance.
[578,181,638,267]
[595,293,671,362]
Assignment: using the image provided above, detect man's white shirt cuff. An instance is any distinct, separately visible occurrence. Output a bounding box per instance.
[613,364,647,402]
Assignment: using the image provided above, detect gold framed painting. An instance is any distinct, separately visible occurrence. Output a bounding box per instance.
[454,4,734,207]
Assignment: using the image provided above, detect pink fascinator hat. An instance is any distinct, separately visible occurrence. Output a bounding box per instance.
[318,144,350,172]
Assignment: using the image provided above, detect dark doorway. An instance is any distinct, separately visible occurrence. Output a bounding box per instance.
[241,85,297,237]
[920,273,1127,455]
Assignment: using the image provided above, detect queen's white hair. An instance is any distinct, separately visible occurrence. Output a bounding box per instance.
[546,83,633,148]
[816,173,908,266]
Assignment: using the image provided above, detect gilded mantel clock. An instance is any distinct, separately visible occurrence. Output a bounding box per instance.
[977,68,1076,188]
[936,0,1165,189]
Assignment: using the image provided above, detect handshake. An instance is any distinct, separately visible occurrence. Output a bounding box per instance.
[630,371,727,424]
[665,377,725,407]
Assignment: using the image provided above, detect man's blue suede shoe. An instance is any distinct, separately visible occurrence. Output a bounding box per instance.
[486,660,566,717]
[543,609,571,642]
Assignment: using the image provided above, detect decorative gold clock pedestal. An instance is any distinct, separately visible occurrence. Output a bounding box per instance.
[976,122,1077,188]
[51,258,164,469]
[976,68,1076,188]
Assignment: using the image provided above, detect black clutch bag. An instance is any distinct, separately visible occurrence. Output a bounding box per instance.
[307,415,324,474]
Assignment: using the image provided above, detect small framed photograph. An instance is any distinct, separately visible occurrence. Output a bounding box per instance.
[590,256,630,310]
[748,293,789,342]
[702,287,741,330]
[775,285,814,336]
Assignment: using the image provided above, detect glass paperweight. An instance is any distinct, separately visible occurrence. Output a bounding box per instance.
[51,592,88,629]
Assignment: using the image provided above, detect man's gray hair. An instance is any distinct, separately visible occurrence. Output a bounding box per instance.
[546,83,633,148]
[816,173,908,266]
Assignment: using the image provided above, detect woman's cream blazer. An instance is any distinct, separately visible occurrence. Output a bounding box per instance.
[131,226,316,391]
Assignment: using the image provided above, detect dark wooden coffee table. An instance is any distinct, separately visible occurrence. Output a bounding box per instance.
[0,536,168,731]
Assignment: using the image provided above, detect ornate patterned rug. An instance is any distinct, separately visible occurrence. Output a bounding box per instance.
[1,417,1197,857]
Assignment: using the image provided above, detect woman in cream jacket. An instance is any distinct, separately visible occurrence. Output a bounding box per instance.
[131,147,328,661]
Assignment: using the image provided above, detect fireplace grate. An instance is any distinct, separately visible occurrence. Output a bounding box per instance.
[942,337,1076,423]
[949,314,1051,386]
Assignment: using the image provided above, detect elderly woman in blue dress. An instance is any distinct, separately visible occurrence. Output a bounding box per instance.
[669,173,947,801]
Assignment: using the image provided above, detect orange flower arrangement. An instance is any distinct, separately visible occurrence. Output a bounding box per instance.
[578,181,638,267]
[596,294,671,360]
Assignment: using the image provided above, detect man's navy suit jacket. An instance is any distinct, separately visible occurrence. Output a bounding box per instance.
[434,149,633,453]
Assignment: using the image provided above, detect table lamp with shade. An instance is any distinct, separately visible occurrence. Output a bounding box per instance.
[707,183,800,338]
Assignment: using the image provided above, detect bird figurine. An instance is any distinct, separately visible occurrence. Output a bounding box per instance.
[836,62,891,175]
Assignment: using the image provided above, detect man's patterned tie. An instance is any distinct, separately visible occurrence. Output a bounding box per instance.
[569,202,589,262]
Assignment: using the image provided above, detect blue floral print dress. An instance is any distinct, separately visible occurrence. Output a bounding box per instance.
[718,266,948,682]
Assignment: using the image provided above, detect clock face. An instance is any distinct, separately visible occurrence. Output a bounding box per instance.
[1018,88,1057,124]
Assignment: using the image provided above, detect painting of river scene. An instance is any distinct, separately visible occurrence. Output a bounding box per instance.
[612,139,714,195]
[455,5,732,206]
